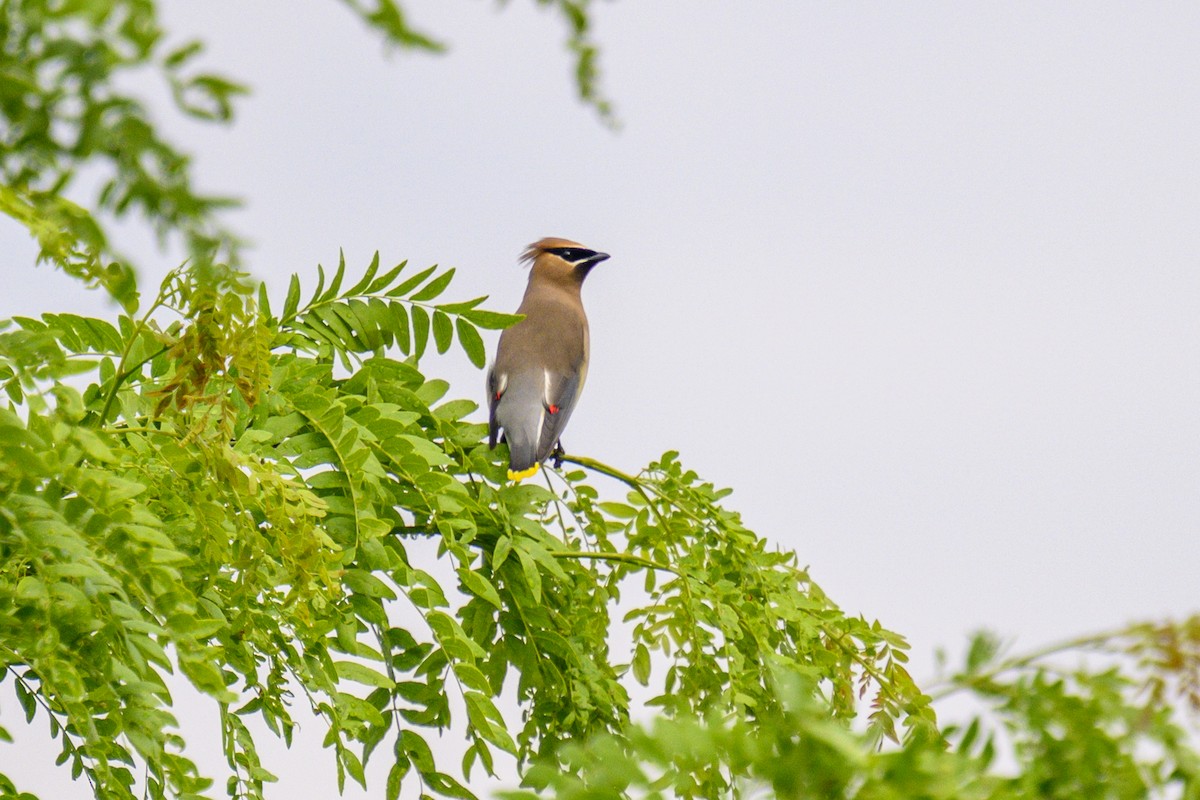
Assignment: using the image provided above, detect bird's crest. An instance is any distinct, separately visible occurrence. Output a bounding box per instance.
[520,237,586,267]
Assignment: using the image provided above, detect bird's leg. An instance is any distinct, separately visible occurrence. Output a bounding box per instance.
[550,440,566,468]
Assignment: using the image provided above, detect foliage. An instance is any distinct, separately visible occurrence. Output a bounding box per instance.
[0,0,611,311]
[510,618,1200,800]
[0,250,937,799]
[0,0,243,308]
[6,255,1198,800]
[3,2,1198,800]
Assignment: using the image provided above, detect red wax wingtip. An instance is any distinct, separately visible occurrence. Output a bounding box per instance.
[494,391,502,401]
[548,404,560,414]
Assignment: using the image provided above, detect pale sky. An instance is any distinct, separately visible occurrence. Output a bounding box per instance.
[4,2,1199,797]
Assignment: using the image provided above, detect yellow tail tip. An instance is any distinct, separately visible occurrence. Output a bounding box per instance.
[507,464,540,482]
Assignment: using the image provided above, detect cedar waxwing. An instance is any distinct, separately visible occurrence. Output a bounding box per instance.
[487,238,611,481]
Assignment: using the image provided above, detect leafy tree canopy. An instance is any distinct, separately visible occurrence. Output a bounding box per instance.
[2,2,1198,799]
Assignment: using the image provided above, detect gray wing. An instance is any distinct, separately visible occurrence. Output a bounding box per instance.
[534,371,582,463]
[486,366,502,448]
[492,368,583,470]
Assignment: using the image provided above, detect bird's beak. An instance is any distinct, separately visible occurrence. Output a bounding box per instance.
[585,252,611,266]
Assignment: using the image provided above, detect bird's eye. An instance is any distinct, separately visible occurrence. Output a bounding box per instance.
[547,247,595,263]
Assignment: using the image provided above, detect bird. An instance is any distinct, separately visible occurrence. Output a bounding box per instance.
[487,237,610,481]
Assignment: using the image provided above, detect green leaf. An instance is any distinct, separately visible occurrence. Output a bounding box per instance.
[492,536,513,571]
[457,569,502,610]
[426,610,486,660]
[393,434,453,467]
[415,379,450,406]
[599,502,637,519]
[432,399,477,421]
[387,758,410,800]
[308,263,327,307]
[410,268,456,302]
[345,251,381,296]
[432,310,453,355]
[452,663,492,693]
[435,297,487,314]
[335,661,395,689]
[405,569,448,609]
[348,298,383,349]
[389,301,411,354]
[424,772,475,800]
[164,40,204,68]
[343,569,397,600]
[461,309,524,330]
[455,318,486,368]
[367,260,408,294]
[257,280,272,318]
[411,305,430,359]
[312,305,361,350]
[321,249,347,301]
[633,643,651,685]
[15,576,48,604]
[367,297,394,348]
[464,691,517,754]
[329,302,369,349]
[388,265,437,297]
[341,747,366,788]
[400,730,436,773]
[516,549,542,604]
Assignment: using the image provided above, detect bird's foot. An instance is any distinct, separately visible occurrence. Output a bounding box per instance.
[550,441,566,468]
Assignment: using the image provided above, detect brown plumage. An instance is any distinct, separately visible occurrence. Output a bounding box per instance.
[487,238,610,480]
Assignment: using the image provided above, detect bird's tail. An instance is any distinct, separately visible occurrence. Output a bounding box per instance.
[495,377,547,481]
[504,426,542,481]
[507,463,540,481]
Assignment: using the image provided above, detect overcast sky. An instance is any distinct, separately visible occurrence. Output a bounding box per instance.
[4,2,1199,796]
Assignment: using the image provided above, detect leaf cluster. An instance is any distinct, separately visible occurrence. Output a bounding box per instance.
[0,0,247,305]
[271,250,520,372]
[3,4,1197,798]
[0,254,931,800]
[928,619,1200,799]
[512,618,1200,800]
[1,0,612,312]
